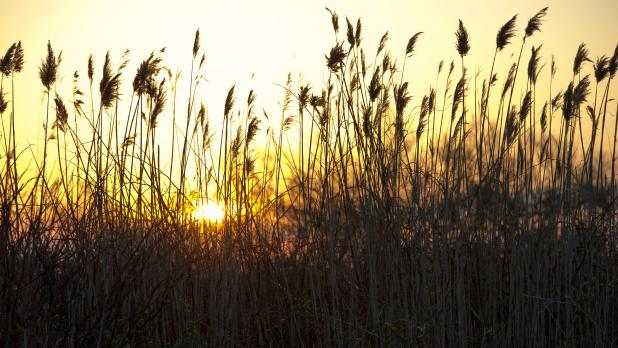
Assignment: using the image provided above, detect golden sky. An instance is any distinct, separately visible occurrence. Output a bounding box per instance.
[1,0,617,160]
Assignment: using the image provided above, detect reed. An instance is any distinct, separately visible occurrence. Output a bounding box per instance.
[0,7,617,347]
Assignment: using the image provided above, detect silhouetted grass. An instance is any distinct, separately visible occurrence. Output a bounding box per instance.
[1,7,617,347]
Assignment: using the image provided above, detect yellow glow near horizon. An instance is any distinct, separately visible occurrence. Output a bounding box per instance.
[1,0,617,176]
[192,199,226,224]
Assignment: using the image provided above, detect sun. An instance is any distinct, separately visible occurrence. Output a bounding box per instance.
[192,199,226,223]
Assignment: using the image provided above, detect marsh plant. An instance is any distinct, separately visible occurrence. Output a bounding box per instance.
[0,7,617,347]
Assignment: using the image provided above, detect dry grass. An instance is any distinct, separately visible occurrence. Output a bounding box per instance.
[1,7,617,347]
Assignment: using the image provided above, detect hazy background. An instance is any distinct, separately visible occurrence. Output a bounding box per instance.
[1,0,616,165]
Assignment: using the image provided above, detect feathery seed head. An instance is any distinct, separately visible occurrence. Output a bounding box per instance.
[149,79,166,129]
[247,89,256,109]
[230,128,243,159]
[326,43,346,72]
[298,84,311,111]
[382,52,391,74]
[87,54,94,83]
[502,63,517,99]
[282,73,293,113]
[428,87,436,112]
[0,43,16,76]
[53,93,69,132]
[452,75,466,120]
[562,82,574,122]
[406,32,423,57]
[0,92,8,114]
[369,66,382,102]
[99,51,121,108]
[197,102,206,129]
[573,43,591,76]
[310,93,324,109]
[355,18,362,47]
[525,7,548,38]
[394,82,411,118]
[520,91,532,121]
[540,102,548,133]
[39,41,58,90]
[346,18,355,47]
[224,85,236,117]
[193,29,200,58]
[490,73,498,85]
[527,45,542,84]
[586,105,595,123]
[378,31,388,55]
[282,115,296,131]
[133,51,163,96]
[551,91,563,111]
[246,116,261,145]
[12,41,24,73]
[503,105,519,146]
[417,95,429,140]
[593,55,609,82]
[609,44,618,77]
[202,122,212,148]
[455,19,470,56]
[573,74,590,106]
[496,15,517,50]
[362,105,372,138]
[361,48,367,76]
[325,7,339,33]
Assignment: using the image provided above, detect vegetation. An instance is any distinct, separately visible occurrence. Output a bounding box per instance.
[1,7,617,347]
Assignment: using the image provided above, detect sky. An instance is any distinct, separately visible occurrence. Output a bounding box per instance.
[1,0,617,166]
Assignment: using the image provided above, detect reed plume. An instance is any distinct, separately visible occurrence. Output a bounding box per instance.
[12,41,24,73]
[455,19,470,56]
[593,55,609,82]
[0,92,7,113]
[377,32,388,55]
[99,51,121,108]
[224,85,236,117]
[133,51,163,96]
[496,15,517,50]
[0,43,16,76]
[355,18,362,47]
[528,45,542,84]
[525,7,548,39]
[346,18,355,47]
[87,54,94,83]
[562,82,575,121]
[520,90,532,121]
[406,32,423,57]
[193,29,200,58]
[53,93,69,132]
[149,79,166,130]
[452,75,465,118]
[609,44,618,77]
[574,74,591,106]
[325,7,339,33]
[416,95,429,141]
[503,105,519,146]
[326,43,346,72]
[0,41,24,75]
[39,41,58,90]
[573,43,591,76]
[540,102,548,132]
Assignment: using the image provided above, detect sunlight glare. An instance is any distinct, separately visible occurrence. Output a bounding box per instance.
[192,199,225,223]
